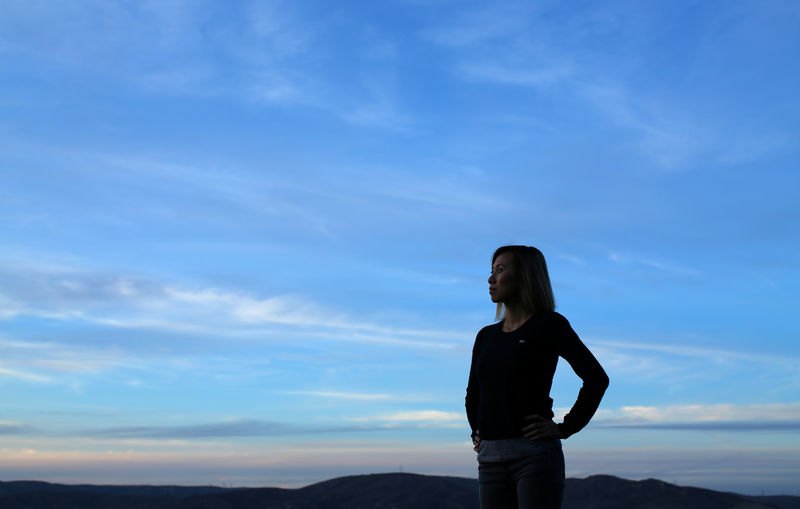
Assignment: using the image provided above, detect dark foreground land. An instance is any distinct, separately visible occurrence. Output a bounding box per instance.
[0,473,798,509]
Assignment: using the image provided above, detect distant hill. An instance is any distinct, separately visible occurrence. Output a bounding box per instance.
[1,473,798,509]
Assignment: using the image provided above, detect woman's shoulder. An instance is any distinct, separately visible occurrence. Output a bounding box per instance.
[529,311,573,333]
[530,310,568,324]
[475,321,505,342]
[478,321,503,336]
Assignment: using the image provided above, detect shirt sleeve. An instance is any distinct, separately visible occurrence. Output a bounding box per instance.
[465,331,482,438]
[552,314,609,439]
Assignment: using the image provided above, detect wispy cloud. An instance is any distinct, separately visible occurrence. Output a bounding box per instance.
[0,366,52,384]
[62,419,391,440]
[0,263,460,350]
[421,2,795,169]
[607,251,700,276]
[0,0,441,129]
[342,103,412,131]
[594,402,800,431]
[2,441,796,493]
[594,340,799,369]
[0,334,148,384]
[284,391,393,401]
[423,2,576,91]
[422,2,532,48]
[585,338,800,401]
[0,0,319,108]
[574,81,711,168]
[352,410,463,428]
[0,440,478,487]
[88,419,295,439]
[2,146,509,244]
[458,61,574,87]
[0,422,37,435]
[604,420,800,431]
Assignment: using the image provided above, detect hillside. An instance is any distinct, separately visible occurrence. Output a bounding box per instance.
[0,473,797,509]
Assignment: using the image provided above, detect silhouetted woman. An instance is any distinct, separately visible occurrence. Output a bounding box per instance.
[466,245,609,509]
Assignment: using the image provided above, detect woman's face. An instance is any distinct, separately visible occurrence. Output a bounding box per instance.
[488,251,518,303]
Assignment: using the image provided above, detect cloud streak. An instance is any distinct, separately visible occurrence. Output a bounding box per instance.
[594,403,800,432]
[0,366,52,384]
[0,422,37,435]
[352,410,463,429]
[594,339,799,369]
[0,334,146,381]
[0,263,461,351]
[600,420,800,431]
[422,1,796,169]
[284,391,393,401]
[21,419,405,440]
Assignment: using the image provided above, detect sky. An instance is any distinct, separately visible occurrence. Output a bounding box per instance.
[1,0,799,496]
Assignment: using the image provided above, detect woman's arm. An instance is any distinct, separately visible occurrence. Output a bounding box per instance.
[553,315,609,439]
[465,333,482,445]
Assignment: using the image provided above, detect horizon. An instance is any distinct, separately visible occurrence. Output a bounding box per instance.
[1,471,798,498]
[1,0,799,497]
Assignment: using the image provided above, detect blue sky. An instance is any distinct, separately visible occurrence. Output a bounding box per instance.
[1,0,799,495]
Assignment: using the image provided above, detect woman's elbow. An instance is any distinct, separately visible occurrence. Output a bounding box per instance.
[598,370,610,391]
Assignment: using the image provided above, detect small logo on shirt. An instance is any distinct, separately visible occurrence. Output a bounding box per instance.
[518,339,526,343]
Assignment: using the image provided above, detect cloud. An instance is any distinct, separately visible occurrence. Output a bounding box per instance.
[0,419,391,441]
[0,263,459,350]
[3,440,798,494]
[8,147,507,244]
[569,82,706,168]
[584,338,800,404]
[136,64,218,95]
[423,2,577,92]
[0,366,52,384]
[0,332,148,380]
[603,420,800,431]
[607,252,700,277]
[421,2,795,169]
[373,410,462,422]
[594,339,799,370]
[458,61,574,87]
[282,391,435,403]
[715,132,798,165]
[594,402,800,431]
[0,0,324,108]
[0,0,440,129]
[243,0,312,57]
[61,419,395,440]
[89,419,294,439]
[284,391,393,401]
[0,422,37,435]
[422,2,532,48]
[352,410,464,429]
[0,440,478,487]
[342,104,412,131]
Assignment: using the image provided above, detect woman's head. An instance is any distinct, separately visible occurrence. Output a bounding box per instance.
[490,245,555,320]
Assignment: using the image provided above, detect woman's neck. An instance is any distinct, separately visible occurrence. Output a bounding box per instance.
[502,303,532,332]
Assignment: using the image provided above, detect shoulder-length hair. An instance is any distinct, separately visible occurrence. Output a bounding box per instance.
[492,245,556,320]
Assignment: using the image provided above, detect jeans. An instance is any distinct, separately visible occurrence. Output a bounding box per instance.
[478,443,565,509]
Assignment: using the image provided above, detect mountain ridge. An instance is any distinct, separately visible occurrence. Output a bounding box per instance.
[1,473,797,508]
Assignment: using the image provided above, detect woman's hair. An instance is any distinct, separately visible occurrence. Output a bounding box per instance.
[492,245,556,320]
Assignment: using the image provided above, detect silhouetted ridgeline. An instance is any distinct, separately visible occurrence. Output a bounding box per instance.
[0,473,798,509]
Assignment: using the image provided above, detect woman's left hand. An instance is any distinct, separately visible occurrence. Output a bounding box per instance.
[522,414,561,440]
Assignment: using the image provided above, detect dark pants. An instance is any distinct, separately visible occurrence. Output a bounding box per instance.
[478,444,565,509]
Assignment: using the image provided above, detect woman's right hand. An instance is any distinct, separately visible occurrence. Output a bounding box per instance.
[472,430,481,452]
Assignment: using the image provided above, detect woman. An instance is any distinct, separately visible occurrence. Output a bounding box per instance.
[466,245,609,509]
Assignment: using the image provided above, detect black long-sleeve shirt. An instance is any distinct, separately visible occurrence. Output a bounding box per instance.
[465,311,609,440]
